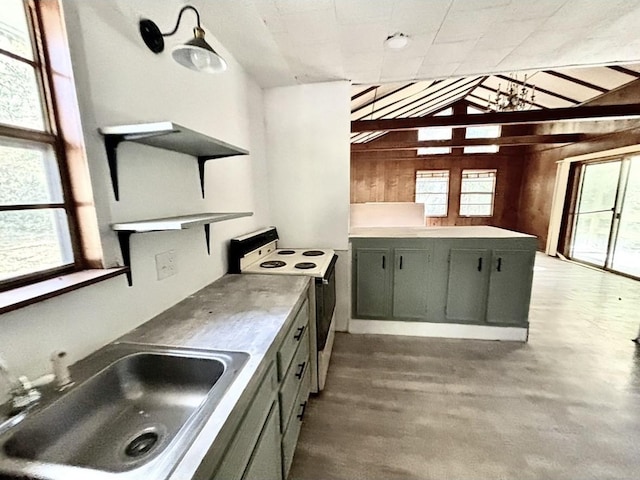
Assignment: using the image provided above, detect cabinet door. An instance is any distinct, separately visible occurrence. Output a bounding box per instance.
[486,249,535,325]
[354,248,391,318]
[445,249,490,323]
[392,249,430,320]
[243,401,283,480]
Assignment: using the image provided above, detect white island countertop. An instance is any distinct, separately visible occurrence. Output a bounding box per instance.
[349,225,536,239]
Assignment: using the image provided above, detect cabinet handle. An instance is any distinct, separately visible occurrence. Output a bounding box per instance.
[297,401,308,421]
[477,257,483,272]
[295,361,306,379]
[382,255,386,269]
[399,255,403,270]
[497,257,502,272]
[294,325,305,341]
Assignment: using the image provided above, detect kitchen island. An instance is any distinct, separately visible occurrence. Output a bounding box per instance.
[350,226,537,341]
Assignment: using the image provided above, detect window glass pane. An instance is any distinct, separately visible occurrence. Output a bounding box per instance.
[416,170,449,216]
[0,140,63,205]
[461,179,495,193]
[0,55,45,130]
[0,209,74,281]
[464,145,499,154]
[418,126,451,141]
[460,169,496,216]
[418,147,450,155]
[460,204,493,216]
[0,0,34,60]
[466,126,500,139]
[461,193,493,205]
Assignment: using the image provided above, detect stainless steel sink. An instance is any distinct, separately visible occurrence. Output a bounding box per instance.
[0,343,249,479]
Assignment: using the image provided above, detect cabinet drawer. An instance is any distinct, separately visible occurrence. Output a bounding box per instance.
[213,362,279,480]
[277,299,309,380]
[279,328,310,431]
[282,366,310,478]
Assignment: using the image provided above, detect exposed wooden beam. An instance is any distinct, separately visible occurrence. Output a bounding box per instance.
[542,70,608,93]
[607,65,640,78]
[351,86,378,103]
[350,134,588,152]
[352,83,417,119]
[351,103,640,133]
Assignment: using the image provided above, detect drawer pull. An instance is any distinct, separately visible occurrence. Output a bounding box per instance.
[297,401,307,421]
[294,326,305,341]
[295,361,306,379]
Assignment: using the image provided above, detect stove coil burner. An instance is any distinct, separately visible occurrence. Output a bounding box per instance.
[295,262,317,270]
[278,250,296,255]
[260,260,286,269]
[303,250,325,256]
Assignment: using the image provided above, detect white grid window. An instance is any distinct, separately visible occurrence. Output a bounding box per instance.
[464,106,500,154]
[415,170,449,217]
[460,169,497,217]
[1,0,77,288]
[418,107,452,155]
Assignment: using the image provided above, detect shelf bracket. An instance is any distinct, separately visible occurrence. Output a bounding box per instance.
[204,224,211,255]
[117,231,134,286]
[197,157,219,198]
[104,135,126,201]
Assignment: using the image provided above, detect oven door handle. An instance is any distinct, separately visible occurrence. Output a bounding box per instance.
[319,255,339,285]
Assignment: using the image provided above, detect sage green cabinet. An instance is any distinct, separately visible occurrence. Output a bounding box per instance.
[211,297,311,480]
[486,249,535,325]
[354,248,391,318]
[445,248,535,326]
[445,249,490,323]
[392,249,430,320]
[353,244,430,320]
[242,402,282,480]
[351,233,537,328]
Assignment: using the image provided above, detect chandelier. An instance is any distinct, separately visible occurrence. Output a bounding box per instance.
[490,73,536,111]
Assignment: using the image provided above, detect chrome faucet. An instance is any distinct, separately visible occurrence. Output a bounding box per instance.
[0,357,56,414]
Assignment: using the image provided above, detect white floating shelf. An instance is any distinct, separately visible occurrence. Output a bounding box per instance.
[99,122,249,158]
[98,122,249,200]
[112,212,253,232]
[111,212,253,286]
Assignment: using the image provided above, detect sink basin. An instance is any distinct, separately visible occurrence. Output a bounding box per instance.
[0,344,249,479]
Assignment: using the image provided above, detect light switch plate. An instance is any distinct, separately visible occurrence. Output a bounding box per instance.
[156,250,177,280]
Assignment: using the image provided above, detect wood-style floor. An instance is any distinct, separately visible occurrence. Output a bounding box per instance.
[289,254,640,480]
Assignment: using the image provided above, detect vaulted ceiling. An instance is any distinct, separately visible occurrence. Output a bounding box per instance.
[351,64,640,144]
[196,0,640,88]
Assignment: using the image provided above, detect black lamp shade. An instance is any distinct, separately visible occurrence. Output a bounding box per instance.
[172,37,227,73]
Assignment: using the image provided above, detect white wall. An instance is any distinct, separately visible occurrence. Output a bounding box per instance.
[264,81,351,331]
[264,82,351,251]
[0,0,270,387]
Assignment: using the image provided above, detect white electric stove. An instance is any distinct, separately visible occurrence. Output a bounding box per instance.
[229,227,337,392]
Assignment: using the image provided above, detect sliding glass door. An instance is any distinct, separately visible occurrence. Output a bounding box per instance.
[569,155,640,278]
[611,156,640,277]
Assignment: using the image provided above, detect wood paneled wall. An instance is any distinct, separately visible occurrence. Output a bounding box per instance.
[517,80,640,250]
[350,120,527,230]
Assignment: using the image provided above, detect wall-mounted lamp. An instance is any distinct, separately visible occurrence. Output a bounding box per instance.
[139,5,227,74]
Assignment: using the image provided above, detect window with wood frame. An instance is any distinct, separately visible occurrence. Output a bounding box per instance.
[415,170,449,217]
[1,0,97,291]
[459,169,497,217]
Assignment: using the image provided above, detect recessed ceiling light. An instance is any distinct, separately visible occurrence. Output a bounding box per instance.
[384,33,410,50]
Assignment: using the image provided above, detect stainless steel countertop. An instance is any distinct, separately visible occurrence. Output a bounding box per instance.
[0,273,310,480]
[119,273,311,480]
